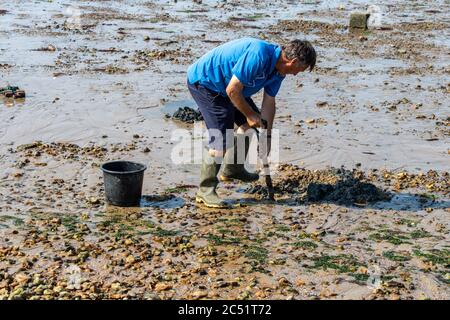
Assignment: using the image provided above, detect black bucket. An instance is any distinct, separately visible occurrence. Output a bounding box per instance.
[101,161,147,207]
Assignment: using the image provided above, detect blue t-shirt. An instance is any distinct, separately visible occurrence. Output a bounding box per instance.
[187,38,285,97]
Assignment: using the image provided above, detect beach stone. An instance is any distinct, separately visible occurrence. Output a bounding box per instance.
[192,290,208,299]
[154,282,172,292]
[349,12,370,29]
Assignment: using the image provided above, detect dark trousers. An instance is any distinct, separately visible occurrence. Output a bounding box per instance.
[187,81,259,151]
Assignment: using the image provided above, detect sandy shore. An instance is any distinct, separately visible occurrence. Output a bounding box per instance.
[0,0,448,300]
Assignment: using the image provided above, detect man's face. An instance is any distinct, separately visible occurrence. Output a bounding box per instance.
[285,59,309,75]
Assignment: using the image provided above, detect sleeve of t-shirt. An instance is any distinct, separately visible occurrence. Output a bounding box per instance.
[264,78,284,97]
[231,51,264,87]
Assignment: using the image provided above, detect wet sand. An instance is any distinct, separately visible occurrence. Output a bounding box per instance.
[0,1,449,299]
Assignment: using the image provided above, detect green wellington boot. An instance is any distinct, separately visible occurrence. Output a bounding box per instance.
[195,149,229,208]
[220,134,259,182]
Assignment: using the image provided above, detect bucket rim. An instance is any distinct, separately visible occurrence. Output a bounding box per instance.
[101,160,147,175]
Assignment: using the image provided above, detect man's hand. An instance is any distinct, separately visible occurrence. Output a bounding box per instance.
[247,112,261,128]
[227,75,262,127]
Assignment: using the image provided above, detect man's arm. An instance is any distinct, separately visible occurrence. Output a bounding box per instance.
[226,75,261,128]
[261,90,276,132]
[261,90,276,155]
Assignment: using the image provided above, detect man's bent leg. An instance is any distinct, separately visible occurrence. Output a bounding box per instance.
[195,147,229,208]
[187,81,233,208]
[220,98,259,182]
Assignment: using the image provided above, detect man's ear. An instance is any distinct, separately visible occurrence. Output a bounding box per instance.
[289,58,298,66]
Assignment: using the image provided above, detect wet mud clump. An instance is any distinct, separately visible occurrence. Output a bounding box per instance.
[305,177,390,205]
[169,107,203,124]
[247,165,392,206]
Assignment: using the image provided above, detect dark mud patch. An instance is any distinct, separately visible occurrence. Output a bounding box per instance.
[247,165,392,206]
[306,179,389,205]
[248,164,449,210]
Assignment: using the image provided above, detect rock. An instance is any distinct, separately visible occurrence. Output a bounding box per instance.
[192,290,208,299]
[88,197,100,204]
[35,45,56,52]
[43,289,53,295]
[278,277,290,287]
[316,101,328,107]
[14,273,30,284]
[144,292,160,300]
[9,288,25,299]
[349,12,370,29]
[390,293,401,300]
[154,283,172,292]
[12,171,23,178]
[295,279,306,286]
[305,118,327,125]
[171,107,203,123]
[1,85,25,99]
[125,255,135,264]
[110,282,121,290]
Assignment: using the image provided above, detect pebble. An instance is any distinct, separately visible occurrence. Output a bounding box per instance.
[154,283,172,292]
[192,290,208,299]
[125,255,136,264]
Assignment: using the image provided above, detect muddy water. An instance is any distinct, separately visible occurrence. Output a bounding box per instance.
[0,0,449,300]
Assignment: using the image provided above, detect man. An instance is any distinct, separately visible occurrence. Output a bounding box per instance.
[187,37,316,208]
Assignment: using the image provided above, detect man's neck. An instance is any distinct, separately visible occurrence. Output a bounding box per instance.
[275,53,286,76]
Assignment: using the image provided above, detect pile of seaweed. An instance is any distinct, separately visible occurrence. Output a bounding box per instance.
[247,164,392,206]
[169,107,203,123]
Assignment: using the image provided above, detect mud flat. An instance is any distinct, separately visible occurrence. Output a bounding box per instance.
[0,0,449,300]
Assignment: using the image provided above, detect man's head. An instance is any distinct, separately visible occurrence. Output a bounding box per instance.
[276,40,316,76]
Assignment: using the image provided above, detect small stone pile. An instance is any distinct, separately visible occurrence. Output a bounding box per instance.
[170,107,203,123]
